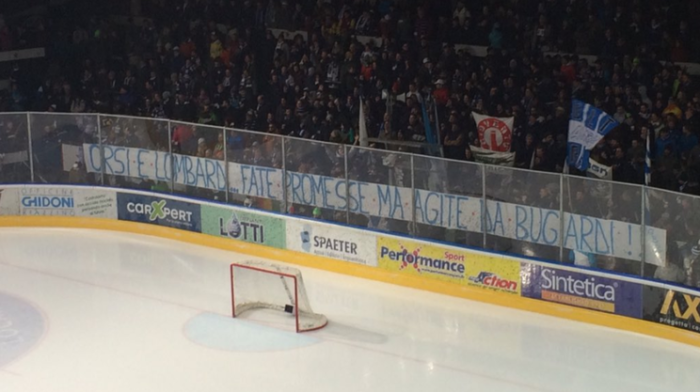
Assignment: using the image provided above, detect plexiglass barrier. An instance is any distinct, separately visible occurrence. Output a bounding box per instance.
[0,113,31,184]
[0,111,694,288]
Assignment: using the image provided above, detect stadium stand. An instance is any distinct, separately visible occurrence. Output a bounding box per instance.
[3,0,700,287]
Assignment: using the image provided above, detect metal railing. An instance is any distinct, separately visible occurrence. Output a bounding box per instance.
[1,111,697,288]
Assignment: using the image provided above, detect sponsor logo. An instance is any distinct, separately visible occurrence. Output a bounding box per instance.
[300,224,358,255]
[301,224,312,252]
[522,265,641,317]
[295,223,368,264]
[218,212,265,243]
[658,291,700,331]
[469,272,518,292]
[539,268,617,313]
[541,268,615,301]
[379,243,465,279]
[21,196,74,208]
[19,188,75,216]
[202,205,284,248]
[126,200,193,222]
[477,117,512,152]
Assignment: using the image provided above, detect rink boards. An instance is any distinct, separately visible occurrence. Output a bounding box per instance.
[0,184,699,348]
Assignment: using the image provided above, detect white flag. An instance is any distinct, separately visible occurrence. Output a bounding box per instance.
[473,113,514,152]
[470,145,515,167]
[586,158,612,180]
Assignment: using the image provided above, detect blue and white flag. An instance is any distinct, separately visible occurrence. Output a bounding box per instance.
[567,100,618,171]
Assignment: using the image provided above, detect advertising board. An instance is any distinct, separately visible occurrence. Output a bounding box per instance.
[0,188,19,215]
[377,237,520,293]
[116,193,201,232]
[521,264,642,318]
[18,187,117,218]
[377,237,468,284]
[465,254,521,295]
[643,287,700,333]
[201,205,286,248]
[286,220,377,266]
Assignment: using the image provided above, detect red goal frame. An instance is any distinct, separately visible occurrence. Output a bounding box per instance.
[230,262,326,333]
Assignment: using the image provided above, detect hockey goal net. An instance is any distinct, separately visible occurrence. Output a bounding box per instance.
[230,261,328,332]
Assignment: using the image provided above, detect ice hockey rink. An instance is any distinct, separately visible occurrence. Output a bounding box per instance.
[2,228,700,392]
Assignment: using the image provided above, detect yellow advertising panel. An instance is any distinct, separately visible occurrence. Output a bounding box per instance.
[464,251,521,295]
[377,237,468,284]
[377,236,520,294]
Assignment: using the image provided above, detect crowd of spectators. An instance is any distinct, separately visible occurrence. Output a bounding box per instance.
[2,1,698,188]
[0,13,48,52]
[3,0,700,285]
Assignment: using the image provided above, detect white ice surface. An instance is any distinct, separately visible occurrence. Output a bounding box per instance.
[0,228,699,392]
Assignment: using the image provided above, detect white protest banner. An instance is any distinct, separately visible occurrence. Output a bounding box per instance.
[79,143,667,264]
[81,144,486,230]
[484,199,665,264]
[82,143,281,198]
[414,189,482,232]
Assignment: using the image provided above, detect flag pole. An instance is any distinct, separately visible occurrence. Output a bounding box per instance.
[645,133,651,186]
[359,96,368,148]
